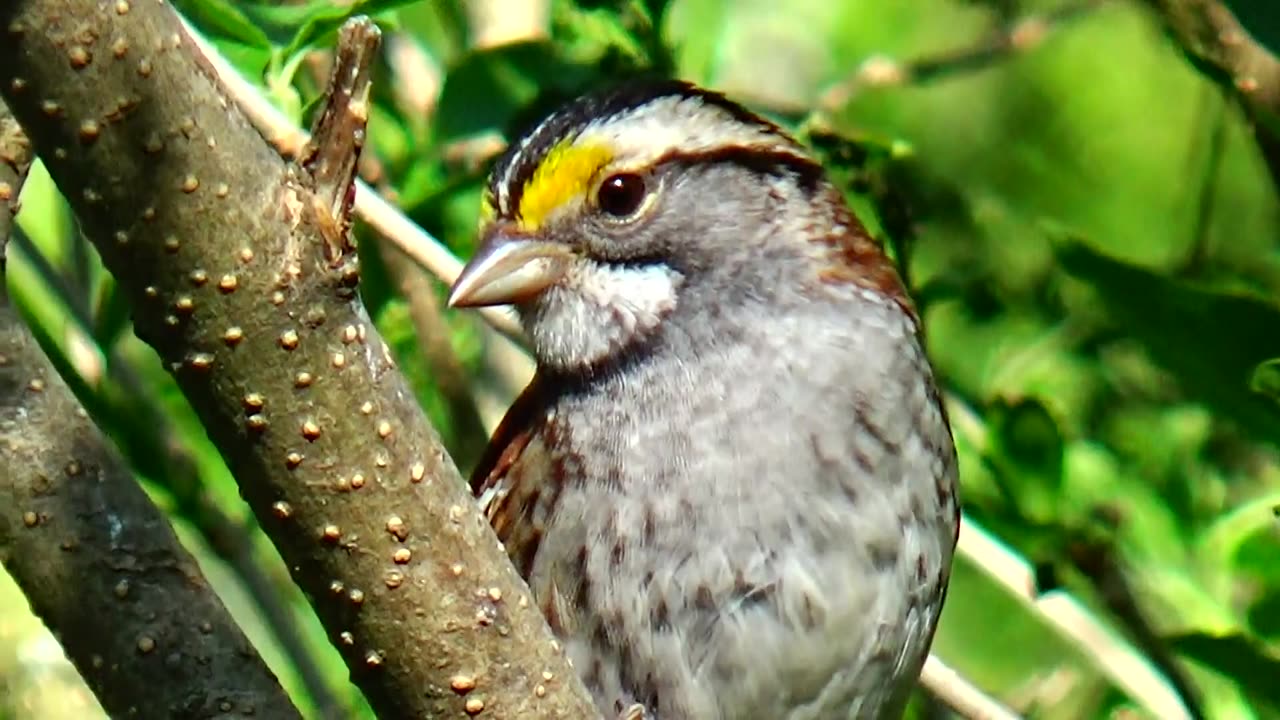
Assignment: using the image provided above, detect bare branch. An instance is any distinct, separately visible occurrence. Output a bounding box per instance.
[920,655,1021,720]
[818,0,1109,112]
[0,301,305,720]
[0,104,32,263]
[8,220,348,715]
[0,99,300,719]
[180,18,525,343]
[382,243,491,465]
[1142,0,1280,188]
[0,2,596,716]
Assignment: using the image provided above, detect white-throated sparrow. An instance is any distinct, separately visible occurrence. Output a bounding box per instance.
[449,80,959,720]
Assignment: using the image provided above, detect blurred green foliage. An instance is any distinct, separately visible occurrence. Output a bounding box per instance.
[4,0,1280,718]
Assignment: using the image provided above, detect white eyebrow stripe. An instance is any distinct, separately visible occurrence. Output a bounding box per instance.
[496,130,541,215]
[492,91,805,217]
[576,95,797,167]
[496,117,563,216]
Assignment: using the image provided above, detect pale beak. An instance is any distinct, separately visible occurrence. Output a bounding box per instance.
[447,230,575,308]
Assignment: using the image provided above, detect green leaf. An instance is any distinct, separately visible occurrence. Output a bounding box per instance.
[281,2,410,61]
[172,0,272,49]
[993,399,1065,479]
[1170,632,1280,712]
[91,273,132,347]
[1055,238,1280,444]
[986,397,1066,526]
[396,0,468,65]
[230,1,416,64]
[1251,358,1280,403]
[1247,587,1280,639]
[1200,490,1280,574]
[433,41,598,144]
[662,0,729,83]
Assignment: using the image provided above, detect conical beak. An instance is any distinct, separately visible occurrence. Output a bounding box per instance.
[447,231,575,308]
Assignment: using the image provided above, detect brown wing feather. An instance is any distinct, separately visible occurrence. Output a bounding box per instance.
[470,374,559,579]
[811,185,918,323]
[470,373,550,497]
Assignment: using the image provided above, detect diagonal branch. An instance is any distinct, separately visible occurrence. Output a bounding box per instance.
[189,15,525,343]
[0,98,300,719]
[0,104,32,265]
[1142,0,1280,189]
[0,2,596,717]
[818,0,1110,112]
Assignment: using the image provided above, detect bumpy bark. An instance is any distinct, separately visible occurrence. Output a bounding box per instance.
[0,1,596,717]
[0,98,300,720]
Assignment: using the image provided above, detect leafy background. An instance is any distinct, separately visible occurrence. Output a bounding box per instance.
[3,0,1279,718]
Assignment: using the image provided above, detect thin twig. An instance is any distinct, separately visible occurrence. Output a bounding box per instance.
[326,35,495,468]
[408,2,540,422]
[819,0,1110,112]
[382,243,491,464]
[1180,86,1230,275]
[920,654,1021,720]
[1066,537,1206,719]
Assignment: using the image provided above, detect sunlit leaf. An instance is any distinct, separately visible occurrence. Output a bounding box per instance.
[1251,358,1280,403]
[172,0,271,48]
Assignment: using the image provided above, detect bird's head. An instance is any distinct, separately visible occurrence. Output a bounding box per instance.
[448,81,904,375]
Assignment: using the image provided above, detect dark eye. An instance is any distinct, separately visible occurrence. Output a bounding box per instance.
[596,173,647,218]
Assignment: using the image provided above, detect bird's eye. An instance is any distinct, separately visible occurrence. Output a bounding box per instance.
[596,173,647,218]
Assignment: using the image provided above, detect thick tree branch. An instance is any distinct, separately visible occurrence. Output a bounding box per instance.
[0,99,300,719]
[0,298,305,720]
[179,17,525,344]
[381,243,492,466]
[0,100,31,263]
[0,2,595,717]
[1142,0,1280,188]
[7,215,345,715]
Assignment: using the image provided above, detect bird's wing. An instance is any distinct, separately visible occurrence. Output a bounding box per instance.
[470,372,549,495]
[469,373,557,579]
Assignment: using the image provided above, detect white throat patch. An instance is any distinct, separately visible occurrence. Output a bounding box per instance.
[524,261,682,373]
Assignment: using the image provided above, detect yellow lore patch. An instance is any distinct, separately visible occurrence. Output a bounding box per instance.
[517,140,613,230]
[478,190,496,224]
